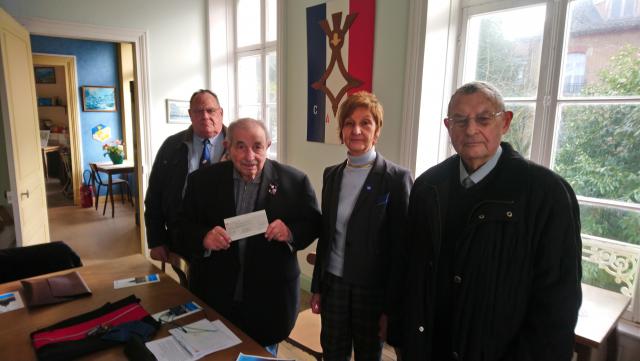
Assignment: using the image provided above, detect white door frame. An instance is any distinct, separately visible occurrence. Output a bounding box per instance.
[17,17,152,253]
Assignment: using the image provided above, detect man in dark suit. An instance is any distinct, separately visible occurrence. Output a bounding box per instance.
[181,118,321,352]
[145,89,227,262]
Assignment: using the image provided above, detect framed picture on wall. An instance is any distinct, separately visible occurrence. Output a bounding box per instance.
[34,67,56,84]
[166,99,191,124]
[81,86,117,112]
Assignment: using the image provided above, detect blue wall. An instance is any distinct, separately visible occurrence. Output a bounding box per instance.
[31,35,122,178]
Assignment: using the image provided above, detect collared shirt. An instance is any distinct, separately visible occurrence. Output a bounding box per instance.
[459,145,503,186]
[232,168,262,301]
[189,131,225,174]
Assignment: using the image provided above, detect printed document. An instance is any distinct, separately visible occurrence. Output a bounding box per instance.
[146,319,241,361]
[113,273,160,289]
[0,291,24,313]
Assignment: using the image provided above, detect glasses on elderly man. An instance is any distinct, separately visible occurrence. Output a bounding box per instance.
[190,107,221,116]
[447,111,504,128]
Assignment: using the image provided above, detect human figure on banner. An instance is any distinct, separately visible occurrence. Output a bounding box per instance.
[144,89,227,262]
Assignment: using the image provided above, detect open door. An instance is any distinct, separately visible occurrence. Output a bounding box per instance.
[0,8,50,246]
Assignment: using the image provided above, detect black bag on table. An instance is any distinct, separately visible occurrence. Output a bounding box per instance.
[30,295,160,361]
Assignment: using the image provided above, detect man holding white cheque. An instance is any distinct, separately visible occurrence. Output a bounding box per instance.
[180,118,321,354]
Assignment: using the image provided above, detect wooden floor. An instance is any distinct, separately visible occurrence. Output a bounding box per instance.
[48,195,140,265]
[46,195,398,360]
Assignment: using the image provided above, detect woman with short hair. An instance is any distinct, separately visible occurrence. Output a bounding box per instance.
[310,91,412,360]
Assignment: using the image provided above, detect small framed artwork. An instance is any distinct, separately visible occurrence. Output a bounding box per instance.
[81,86,117,112]
[37,97,54,106]
[34,67,56,84]
[166,99,191,124]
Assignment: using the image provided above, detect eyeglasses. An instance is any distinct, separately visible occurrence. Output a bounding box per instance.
[447,111,503,128]
[190,107,221,116]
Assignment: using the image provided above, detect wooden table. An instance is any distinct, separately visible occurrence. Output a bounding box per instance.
[92,162,135,218]
[0,255,270,360]
[41,145,61,180]
[574,283,631,361]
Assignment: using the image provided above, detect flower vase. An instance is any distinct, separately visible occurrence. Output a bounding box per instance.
[109,153,124,164]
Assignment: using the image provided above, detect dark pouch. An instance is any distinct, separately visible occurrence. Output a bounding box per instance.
[30,295,160,361]
[21,271,92,307]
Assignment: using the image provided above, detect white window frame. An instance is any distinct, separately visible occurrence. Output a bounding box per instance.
[207,0,285,161]
[403,0,640,321]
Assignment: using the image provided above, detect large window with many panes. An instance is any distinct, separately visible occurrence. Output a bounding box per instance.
[455,0,640,318]
[234,0,278,158]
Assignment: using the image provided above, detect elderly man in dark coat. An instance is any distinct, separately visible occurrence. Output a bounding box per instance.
[403,81,582,361]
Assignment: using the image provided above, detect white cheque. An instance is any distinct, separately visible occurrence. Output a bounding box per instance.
[224,209,269,241]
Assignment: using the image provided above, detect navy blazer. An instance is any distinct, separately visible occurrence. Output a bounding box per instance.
[311,154,412,313]
[180,159,321,346]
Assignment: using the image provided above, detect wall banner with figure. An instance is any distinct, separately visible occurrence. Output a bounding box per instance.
[306,0,375,144]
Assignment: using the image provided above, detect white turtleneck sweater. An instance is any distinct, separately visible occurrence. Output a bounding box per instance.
[327,148,377,277]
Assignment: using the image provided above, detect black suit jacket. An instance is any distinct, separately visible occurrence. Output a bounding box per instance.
[180,159,321,346]
[311,154,412,314]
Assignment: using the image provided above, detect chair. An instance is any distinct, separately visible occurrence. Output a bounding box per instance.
[59,149,73,198]
[286,252,323,361]
[161,252,190,288]
[0,241,82,283]
[89,163,132,216]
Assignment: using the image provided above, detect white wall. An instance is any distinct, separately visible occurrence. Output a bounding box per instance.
[284,0,410,283]
[0,0,210,158]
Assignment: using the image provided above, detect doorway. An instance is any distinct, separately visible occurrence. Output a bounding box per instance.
[33,54,80,208]
[29,37,142,263]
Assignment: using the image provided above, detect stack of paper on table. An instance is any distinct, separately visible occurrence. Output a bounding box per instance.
[146,319,241,361]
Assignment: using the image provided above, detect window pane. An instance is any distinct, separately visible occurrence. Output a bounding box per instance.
[237,54,262,113]
[562,0,640,97]
[580,204,640,245]
[266,51,277,103]
[502,103,535,158]
[552,103,640,202]
[267,105,277,158]
[266,0,277,42]
[463,4,546,98]
[237,0,261,47]
[238,105,261,120]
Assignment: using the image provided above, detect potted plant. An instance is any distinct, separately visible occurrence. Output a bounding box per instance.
[103,140,125,164]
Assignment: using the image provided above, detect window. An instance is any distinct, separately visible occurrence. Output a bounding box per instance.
[609,0,636,19]
[208,0,280,160]
[563,53,586,95]
[460,4,546,158]
[420,0,640,319]
[235,0,279,158]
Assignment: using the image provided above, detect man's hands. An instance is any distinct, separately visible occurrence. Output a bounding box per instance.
[265,219,292,242]
[149,245,169,262]
[310,293,321,314]
[202,219,292,250]
[203,226,232,250]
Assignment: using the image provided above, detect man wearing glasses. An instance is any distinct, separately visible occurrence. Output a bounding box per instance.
[145,89,227,262]
[401,81,582,360]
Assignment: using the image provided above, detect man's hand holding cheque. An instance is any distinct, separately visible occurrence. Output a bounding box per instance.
[203,209,292,251]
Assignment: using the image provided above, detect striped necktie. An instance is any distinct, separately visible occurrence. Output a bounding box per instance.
[199,139,211,169]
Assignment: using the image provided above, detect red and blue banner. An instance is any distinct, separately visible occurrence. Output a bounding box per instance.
[306,0,375,144]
